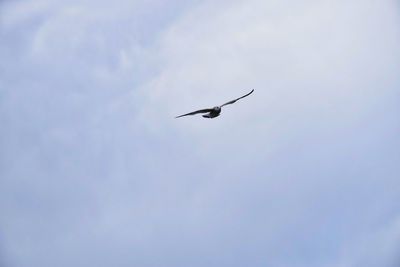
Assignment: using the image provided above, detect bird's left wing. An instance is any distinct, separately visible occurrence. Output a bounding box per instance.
[220,89,254,107]
[175,108,213,118]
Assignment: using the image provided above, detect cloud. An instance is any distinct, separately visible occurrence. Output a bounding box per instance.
[333,216,400,267]
[0,0,399,266]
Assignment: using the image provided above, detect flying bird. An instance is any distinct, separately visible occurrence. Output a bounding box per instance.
[175,89,254,119]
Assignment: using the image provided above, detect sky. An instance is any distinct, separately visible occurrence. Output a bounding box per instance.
[0,0,400,266]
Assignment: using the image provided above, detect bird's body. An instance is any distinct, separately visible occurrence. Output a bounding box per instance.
[202,107,221,118]
[175,89,254,119]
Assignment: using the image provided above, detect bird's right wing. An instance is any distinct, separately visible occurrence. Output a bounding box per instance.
[220,89,254,107]
[175,108,213,118]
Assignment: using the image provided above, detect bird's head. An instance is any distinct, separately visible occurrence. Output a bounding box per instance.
[213,106,221,111]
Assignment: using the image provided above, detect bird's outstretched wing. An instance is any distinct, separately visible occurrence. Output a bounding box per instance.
[175,108,213,118]
[220,89,254,107]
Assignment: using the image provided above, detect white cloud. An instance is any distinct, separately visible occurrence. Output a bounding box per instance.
[139,0,399,129]
[334,216,400,267]
[0,0,399,267]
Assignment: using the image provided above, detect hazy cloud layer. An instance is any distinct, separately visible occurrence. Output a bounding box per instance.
[1,0,399,267]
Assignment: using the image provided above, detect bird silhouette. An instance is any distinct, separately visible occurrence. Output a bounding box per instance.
[175,89,254,119]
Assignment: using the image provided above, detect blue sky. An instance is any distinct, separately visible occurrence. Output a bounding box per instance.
[1,0,400,266]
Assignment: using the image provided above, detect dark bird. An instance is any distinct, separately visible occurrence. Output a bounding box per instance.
[175,89,254,119]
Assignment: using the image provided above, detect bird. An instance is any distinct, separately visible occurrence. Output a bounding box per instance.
[175,89,254,119]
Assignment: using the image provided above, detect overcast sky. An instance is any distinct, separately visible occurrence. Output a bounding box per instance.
[1,0,400,266]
